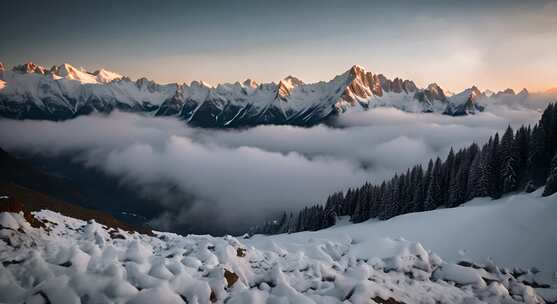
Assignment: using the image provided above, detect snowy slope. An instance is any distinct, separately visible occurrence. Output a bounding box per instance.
[248,190,557,273]
[0,62,518,126]
[1,192,556,303]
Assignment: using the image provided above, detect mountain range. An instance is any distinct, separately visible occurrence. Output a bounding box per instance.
[0,62,530,127]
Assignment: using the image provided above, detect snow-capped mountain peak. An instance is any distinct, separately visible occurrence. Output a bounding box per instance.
[518,88,529,96]
[501,88,516,95]
[470,85,482,97]
[276,76,304,100]
[483,89,495,97]
[425,83,447,101]
[282,75,304,87]
[242,78,258,88]
[0,61,499,126]
[276,80,293,100]
[92,68,123,83]
[50,63,95,83]
[451,86,483,103]
[444,86,485,115]
[349,64,366,75]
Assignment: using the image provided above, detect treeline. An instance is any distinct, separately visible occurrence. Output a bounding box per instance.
[250,103,557,235]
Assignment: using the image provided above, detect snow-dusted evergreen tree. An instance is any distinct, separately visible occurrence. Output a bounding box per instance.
[500,126,518,193]
[416,160,433,210]
[441,148,456,204]
[541,103,557,156]
[543,153,557,197]
[513,126,531,189]
[380,179,395,219]
[467,150,482,200]
[448,165,464,207]
[488,133,503,198]
[286,213,296,233]
[527,124,549,189]
[403,166,422,213]
[424,158,443,210]
[448,146,475,207]
[473,142,491,198]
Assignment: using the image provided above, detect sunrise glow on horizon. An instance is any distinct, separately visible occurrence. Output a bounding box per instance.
[2,0,556,93]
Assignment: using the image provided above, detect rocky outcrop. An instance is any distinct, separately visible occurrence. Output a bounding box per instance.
[12,62,47,74]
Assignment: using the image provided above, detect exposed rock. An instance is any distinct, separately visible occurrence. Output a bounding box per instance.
[372,296,405,304]
[283,75,304,87]
[224,269,239,287]
[276,80,292,100]
[391,78,404,93]
[236,248,246,257]
[12,62,47,74]
[425,83,447,102]
[242,78,258,88]
[136,77,159,92]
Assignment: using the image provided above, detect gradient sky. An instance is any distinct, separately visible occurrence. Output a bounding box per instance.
[1,0,556,92]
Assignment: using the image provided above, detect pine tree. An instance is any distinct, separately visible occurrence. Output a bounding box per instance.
[286,213,296,233]
[352,196,364,223]
[466,144,481,200]
[500,126,518,193]
[380,179,395,219]
[441,148,456,205]
[473,142,491,198]
[424,158,443,210]
[416,160,434,211]
[513,126,531,188]
[527,124,549,190]
[404,166,422,213]
[450,145,475,206]
[543,152,557,197]
[541,103,557,156]
[488,133,502,198]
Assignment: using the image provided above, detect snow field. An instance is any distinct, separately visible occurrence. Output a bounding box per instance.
[1,192,556,303]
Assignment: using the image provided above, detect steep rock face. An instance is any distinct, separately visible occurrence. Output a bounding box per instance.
[12,62,48,75]
[0,62,493,126]
[413,83,449,112]
[276,80,293,101]
[336,65,445,114]
[339,65,419,103]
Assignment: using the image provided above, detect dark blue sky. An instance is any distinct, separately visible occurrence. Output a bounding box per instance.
[1,0,556,91]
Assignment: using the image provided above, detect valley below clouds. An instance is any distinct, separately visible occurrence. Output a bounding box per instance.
[0,105,543,234]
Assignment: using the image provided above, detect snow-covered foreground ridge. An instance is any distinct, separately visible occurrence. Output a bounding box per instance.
[1,192,556,303]
[0,61,530,126]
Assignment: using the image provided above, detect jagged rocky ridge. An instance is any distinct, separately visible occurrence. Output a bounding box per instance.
[0,62,527,127]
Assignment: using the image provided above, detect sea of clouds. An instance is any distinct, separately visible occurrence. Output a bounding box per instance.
[0,104,545,234]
